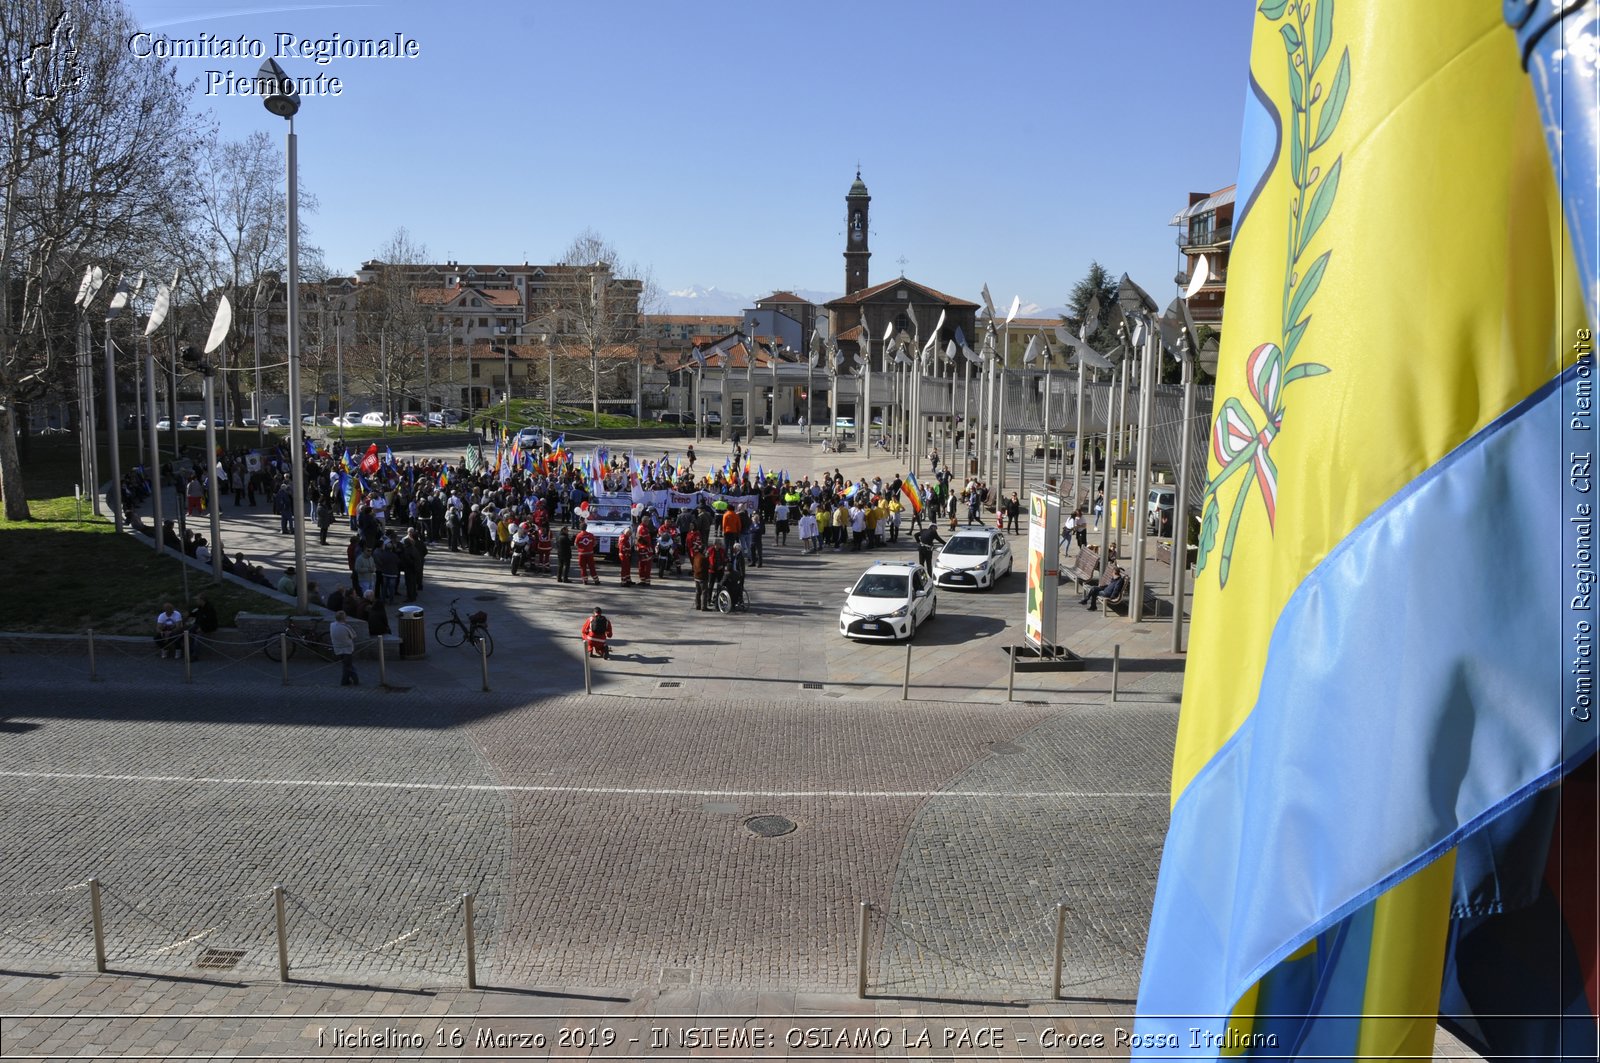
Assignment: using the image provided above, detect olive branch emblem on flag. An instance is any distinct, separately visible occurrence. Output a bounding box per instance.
[1197,0,1345,587]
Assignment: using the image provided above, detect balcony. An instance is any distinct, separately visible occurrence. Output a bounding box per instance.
[1177,223,1232,249]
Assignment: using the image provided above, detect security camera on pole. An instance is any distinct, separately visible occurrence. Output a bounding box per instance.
[258,57,311,611]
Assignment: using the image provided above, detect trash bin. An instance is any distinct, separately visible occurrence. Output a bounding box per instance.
[398,605,425,659]
[968,457,978,476]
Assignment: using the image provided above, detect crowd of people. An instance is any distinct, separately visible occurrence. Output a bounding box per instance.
[140,426,1131,672]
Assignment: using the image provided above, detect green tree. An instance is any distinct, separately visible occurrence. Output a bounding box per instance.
[1062,262,1120,354]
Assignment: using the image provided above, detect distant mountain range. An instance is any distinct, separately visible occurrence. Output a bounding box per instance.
[661,284,1065,321]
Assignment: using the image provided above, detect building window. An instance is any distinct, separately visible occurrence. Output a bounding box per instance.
[897,291,908,299]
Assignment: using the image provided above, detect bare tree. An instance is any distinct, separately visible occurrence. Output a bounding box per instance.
[542,230,650,427]
[349,228,430,426]
[174,131,318,425]
[0,0,199,519]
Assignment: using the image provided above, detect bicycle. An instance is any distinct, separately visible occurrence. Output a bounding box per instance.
[435,598,494,657]
[262,617,335,661]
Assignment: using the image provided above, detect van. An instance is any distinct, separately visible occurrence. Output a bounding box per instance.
[1147,486,1176,535]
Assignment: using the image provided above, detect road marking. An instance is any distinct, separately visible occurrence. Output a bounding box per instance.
[0,769,1164,801]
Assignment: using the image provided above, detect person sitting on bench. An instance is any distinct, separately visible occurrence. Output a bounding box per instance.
[1080,565,1126,610]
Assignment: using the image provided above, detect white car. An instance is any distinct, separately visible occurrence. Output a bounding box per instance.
[838,560,937,641]
[360,412,389,427]
[260,414,286,429]
[933,527,1014,590]
[332,411,365,427]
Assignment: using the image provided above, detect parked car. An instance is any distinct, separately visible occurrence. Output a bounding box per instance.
[838,560,937,642]
[260,414,286,429]
[427,411,462,427]
[703,411,722,427]
[155,417,172,432]
[331,411,365,427]
[302,414,335,427]
[1147,486,1176,535]
[179,414,204,430]
[514,426,545,451]
[401,413,425,427]
[360,412,389,427]
[932,528,1015,590]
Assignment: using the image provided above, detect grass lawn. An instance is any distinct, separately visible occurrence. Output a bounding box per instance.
[469,401,674,433]
[4,437,294,634]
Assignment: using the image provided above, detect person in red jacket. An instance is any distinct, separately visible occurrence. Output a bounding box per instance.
[574,524,599,585]
[634,520,655,587]
[581,606,611,658]
[617,527,635,586]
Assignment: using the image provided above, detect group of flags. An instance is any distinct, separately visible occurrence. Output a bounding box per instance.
[1134,1,1596,1058]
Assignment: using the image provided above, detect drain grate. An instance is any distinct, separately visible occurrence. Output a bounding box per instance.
[744,814,797,838]
[195,948,245,971]
[657,681,682,688]
[800,681,824,690]
[988,742,1025,756]
[474,594,499,602]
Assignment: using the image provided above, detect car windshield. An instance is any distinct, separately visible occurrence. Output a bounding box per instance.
[852,573,909,599]
[943,537,989,556]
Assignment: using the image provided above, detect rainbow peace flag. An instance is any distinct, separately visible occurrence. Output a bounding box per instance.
[901,472,924,515]
[1135,3,1596,1058]
[345,476,362,517]
[438,467,449,490]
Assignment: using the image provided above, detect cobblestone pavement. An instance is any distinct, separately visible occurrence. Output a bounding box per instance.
[0,433,1480,1057]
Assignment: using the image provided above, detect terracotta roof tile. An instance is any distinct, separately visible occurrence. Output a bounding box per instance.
[827,277,979,309]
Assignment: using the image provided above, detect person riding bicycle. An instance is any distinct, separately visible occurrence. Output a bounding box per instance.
[581,606,612,659]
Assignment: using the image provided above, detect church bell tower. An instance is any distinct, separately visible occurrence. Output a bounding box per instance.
[844,169,870,295]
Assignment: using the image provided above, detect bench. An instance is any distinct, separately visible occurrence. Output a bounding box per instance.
[1101,584,1160,616]
[1068,547,1101,592]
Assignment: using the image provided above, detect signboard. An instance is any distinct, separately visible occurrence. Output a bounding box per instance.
[1024,491,1062,652]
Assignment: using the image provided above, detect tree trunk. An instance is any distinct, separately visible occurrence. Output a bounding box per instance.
[0,398,31,520]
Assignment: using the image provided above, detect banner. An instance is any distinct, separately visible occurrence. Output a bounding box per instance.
[1024,492,1061,651]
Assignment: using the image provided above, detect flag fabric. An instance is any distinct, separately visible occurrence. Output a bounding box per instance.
[438,467,449,490]
[359,444,380,476]
[901,472,924,515]
[1135,3,1595,1059]
[382,445,396,471]
[341,448,353,473]
[345,475,362,517]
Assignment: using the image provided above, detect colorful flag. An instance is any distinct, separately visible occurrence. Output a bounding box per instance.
[383,445,396,470]
[1135,3,1595,1059]
[438,467,450,490]
[901,472,924,515]
[359,443,380,477]
[345,475,362,517]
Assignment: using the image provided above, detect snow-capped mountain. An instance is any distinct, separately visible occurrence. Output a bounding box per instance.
[661,285,843,315]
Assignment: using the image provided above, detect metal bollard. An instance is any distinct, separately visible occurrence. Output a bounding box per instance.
[182,630,192,683]
[376,637,387,686]
[87,628,97,681]
[463,892,477,989]
[272,884,289,982]
[479,637,490,692]
[1052,902,1067,1000]
[582,642,592,695]
[1111,644,1121,702]
[901,640,912,700]
[855,901,871,999]
[280,634,289,685]
[88,878,106,973]
[1007,645,1017,702]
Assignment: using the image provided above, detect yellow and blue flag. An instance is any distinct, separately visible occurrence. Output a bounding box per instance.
[1136,1,1595,1058]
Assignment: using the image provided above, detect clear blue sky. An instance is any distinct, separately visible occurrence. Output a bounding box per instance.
[126,0,1253,312]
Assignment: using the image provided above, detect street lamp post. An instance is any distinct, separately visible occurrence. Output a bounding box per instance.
[259,58,309,611]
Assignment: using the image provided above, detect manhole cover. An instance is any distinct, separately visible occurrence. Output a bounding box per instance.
[195,948,245,971]
[474,594,499,602]
[801,600,820,606]
[744,815,796,838]
[988,742,1024,756]
[800,681,824,690]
